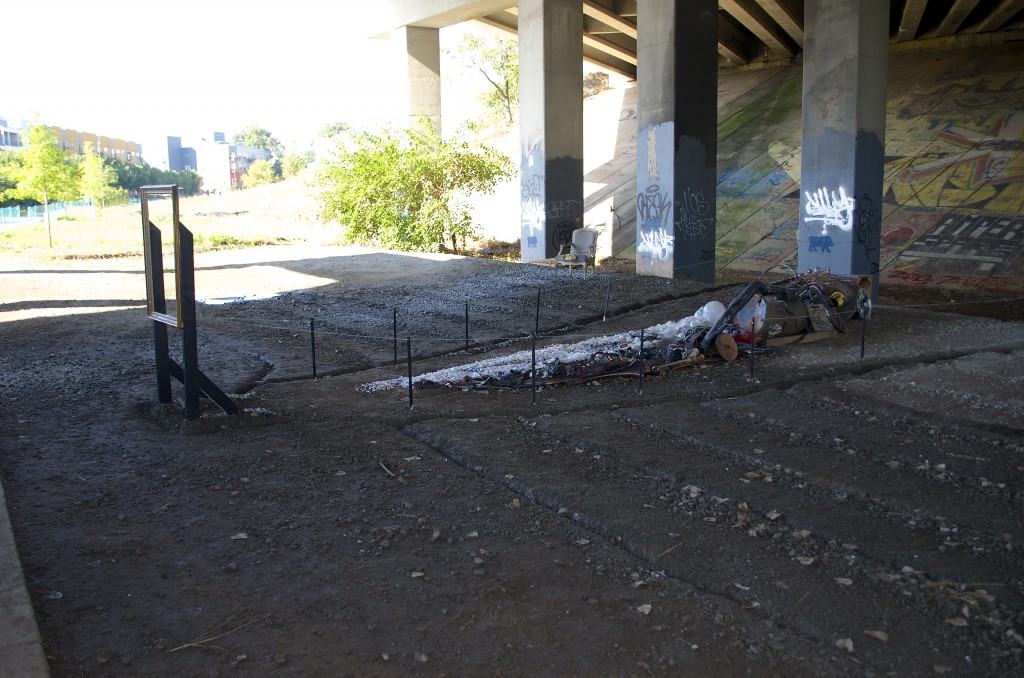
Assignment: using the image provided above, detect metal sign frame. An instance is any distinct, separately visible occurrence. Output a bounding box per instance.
[141,184,238,420]
[141,184,183,328]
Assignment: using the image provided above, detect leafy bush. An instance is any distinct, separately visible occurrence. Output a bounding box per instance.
[242,159,278,188]
[315,122,513,253]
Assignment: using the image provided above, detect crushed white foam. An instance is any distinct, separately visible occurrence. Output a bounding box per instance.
[358,312,711,393]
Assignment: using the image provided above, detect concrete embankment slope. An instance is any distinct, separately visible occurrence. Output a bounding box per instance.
[579,40,1023,294]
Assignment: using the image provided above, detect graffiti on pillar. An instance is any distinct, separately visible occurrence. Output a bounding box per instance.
[545,199,583,219]
[855,192,881,271]
[552,221,576,251]
[645,126,661,181]
[803,186,855,234]
[676,188,714,241]
[808,235,834,252]
[521,169,544,248]
[637,227,674,260]
[637,184,672,232]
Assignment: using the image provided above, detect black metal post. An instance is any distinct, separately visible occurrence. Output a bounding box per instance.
[639,329,645,394]
[406,336,413,409]
[393,307,398,366]
[860,314,867,359]
[603,278,612,322]
[309,318,317,379]
[179,225,201,420]
[535,288,541,335]
[749,318,755,379]
[531,334,537,405]
[149,223,172,404]
[465,300,470,352]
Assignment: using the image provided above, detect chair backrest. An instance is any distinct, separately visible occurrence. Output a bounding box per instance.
[570,228,597,255]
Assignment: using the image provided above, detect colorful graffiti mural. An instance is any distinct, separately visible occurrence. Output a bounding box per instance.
[712,46,1024,291]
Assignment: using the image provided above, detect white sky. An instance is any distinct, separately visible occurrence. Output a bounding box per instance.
[2,1,468,164]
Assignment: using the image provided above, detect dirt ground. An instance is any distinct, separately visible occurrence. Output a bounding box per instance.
[1,244,1023,676]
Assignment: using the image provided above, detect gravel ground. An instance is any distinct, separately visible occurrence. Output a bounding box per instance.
[1,245,1022,676]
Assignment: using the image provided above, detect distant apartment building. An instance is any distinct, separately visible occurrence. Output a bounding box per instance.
[0,115,143,164]
[0,118,24,150]
[52,128,142,165]
[167,133,271,193]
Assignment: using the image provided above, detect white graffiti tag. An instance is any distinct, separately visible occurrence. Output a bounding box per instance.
[803,186,856,234]
[637,228,674,260]
[521,197,545,237]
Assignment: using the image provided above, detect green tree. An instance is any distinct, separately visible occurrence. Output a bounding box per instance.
[108,160,201,197]
[281,153,306,178]
[79,142,123,215]
[454,34,519,124]
[320,122,349,138]
[11,123,79,246]
[0,149,24,207]
[233,125,284,158]
[315,120,514,253]
[242,158,278,188]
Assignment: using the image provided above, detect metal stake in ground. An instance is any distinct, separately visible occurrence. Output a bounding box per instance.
[639,329,645,394]
[860,312,868,359]
[749,318,756,379]
[465,300,470,352]
[406,336,413,409]
[603,278,612,322]
[393,308,398,366]
[531,333,537,405]
[535,288,541,335]
[309,318,317,379]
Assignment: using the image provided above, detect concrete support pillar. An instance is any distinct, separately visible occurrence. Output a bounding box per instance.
[394,26,442,133]
[799,0,889,294]
[635,0,718,282]
[519,0,584,262]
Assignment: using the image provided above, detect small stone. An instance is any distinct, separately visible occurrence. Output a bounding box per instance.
[835,638,854,652]
[415,652,429,663]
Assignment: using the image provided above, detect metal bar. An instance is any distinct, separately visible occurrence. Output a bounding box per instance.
[639,329,645,393]
[860,314,868,359]
[603,278,611,322]
[148,223,172,403]
[406,336,413,409]
[749,319,755,380]
[535,288,541,335]
[178,223,200,420]
[310,318,317,379]
[393,307,398,366]
[465,300,470,352]
[531,334,537,405]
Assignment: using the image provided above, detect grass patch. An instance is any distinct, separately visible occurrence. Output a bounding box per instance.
[0,179,334,258]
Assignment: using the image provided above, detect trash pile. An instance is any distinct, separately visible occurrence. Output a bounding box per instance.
[358,271,870,393]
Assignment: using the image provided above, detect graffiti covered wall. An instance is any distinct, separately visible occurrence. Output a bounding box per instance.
[710,42,1024,292]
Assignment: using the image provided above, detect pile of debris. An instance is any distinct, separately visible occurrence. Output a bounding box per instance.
[359,271,871,392]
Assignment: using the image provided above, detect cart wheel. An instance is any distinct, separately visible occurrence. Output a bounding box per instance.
[715,333,739,361]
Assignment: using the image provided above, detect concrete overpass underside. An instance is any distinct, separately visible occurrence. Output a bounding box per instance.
[374,1,1024,294]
